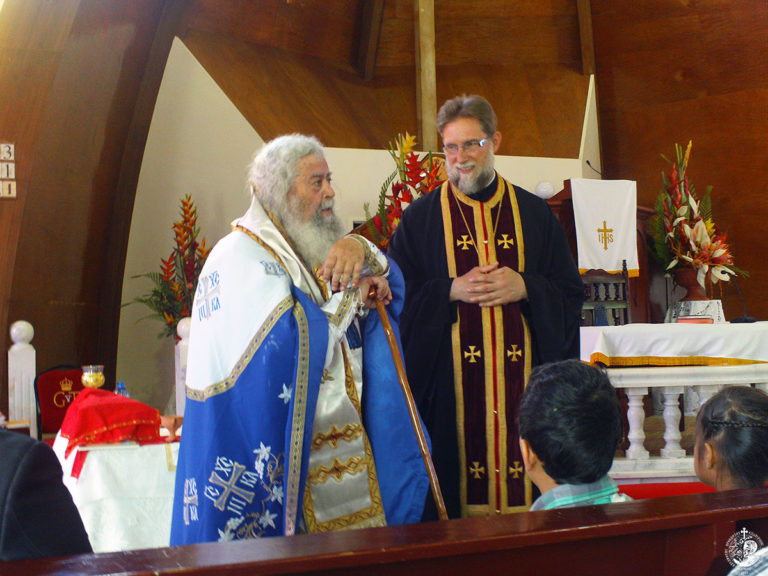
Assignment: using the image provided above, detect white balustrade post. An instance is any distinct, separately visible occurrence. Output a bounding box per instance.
[683,386,699,415]
[695,384,722,413]
[624,387,649,460]
[175,317,191,416]
[7,321,36,437]
[660,386,686,458]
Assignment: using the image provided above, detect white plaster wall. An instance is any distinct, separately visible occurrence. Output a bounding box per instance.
[117,39,261,410]
[579,75,602,178]
[118,38,591,411]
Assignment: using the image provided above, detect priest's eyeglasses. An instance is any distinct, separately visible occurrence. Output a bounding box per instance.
[442,138,488,155]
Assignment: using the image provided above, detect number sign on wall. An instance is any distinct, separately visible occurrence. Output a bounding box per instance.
[0,143,16,198]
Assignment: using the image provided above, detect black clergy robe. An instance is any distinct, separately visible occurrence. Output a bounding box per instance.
[388,173,584,519]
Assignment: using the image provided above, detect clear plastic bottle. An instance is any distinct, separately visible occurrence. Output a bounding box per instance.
[116,381,130,398]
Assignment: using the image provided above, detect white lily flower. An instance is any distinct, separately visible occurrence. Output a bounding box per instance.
[692,220,709,246]
[711,266,732,282]
[688,195,699,217]
[696,265,708,288]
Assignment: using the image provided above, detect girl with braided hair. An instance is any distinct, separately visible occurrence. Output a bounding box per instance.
[694,386,768,490]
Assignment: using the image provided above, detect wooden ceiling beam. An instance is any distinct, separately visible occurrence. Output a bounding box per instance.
[356,0,385,81]
[577,0,596,75]
[414,0,437,151]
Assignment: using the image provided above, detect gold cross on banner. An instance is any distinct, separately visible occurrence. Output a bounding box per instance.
[597,220,614,251]
[469,461,486,479]
[456,234,473,250]
[507,345,522,362]
[509,461,524,479]
[497,233,514,249]
[464,345,482,363]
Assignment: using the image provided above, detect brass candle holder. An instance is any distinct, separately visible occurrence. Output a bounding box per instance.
[81,365,105,389]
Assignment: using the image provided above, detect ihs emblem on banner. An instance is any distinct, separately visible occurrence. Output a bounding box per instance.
[597,220,614,250]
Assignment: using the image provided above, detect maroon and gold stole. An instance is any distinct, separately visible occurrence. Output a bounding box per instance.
[440,177,533,516]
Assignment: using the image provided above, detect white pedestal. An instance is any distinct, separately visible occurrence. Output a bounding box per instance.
[666,299,725,323]
[610,456,696,484]
[174,317,190,416]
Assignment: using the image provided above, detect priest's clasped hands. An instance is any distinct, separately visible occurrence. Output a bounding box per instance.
[450,261,528,306]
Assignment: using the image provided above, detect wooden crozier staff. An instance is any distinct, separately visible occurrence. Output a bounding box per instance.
[368,287,448,520]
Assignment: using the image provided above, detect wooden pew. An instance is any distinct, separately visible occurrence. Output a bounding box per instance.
[6,488,768,576]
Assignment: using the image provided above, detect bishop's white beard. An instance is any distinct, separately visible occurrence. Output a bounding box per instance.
[280,198,346,269]
[446,150,496,196]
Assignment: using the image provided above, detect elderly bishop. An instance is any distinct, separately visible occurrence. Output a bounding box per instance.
[171,134,429,544]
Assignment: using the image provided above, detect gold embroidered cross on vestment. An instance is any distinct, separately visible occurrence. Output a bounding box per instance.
[509,461,524,479]
[469,461,486,479]
[464,345,482,363]
[507,345,522,362]
[453,189,503,259]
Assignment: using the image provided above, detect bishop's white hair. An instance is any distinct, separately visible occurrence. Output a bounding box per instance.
[247,134,325,215]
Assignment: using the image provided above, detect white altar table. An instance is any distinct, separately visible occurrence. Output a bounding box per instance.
[581,321,768,367]
[53,434,178,553]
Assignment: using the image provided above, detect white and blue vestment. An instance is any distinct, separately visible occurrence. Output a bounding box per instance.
[170,198,430,544]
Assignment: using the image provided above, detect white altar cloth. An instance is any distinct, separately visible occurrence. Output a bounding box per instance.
[581,322,768,367]
[52,434,178,553]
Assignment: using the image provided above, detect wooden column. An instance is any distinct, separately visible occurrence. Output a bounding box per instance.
[577,0,595,75]
[414,0,437,151]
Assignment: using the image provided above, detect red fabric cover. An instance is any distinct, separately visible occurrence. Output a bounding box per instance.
[617,482,716,499]
[70,450,89,479]
[59,388,161,457]
[34,367,84,435]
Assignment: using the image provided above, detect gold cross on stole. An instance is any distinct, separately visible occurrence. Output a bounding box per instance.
[470,461,486,479]
[497,234,514,249]
[464,345,482,363]
[457,235,473,250]
[507,345,522,362]
[509,461,524,479]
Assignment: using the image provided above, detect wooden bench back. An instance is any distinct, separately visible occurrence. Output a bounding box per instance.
[6,488,768,576]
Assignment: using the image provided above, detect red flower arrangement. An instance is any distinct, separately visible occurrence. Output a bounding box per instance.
[649,141,745,289]
[356,133,445,250]
[129,194,211,339]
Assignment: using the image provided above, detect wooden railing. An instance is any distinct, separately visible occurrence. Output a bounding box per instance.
[5,489,768,576]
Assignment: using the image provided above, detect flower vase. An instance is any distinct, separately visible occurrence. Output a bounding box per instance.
[666,267,725,323]
[672,268,708,301]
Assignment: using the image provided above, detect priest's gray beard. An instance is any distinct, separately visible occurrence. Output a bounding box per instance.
[446,148,496,196]
[280,197,346,269]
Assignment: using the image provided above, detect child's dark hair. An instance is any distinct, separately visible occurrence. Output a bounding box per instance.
[518,359,621,485]
[697,386,768,489]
